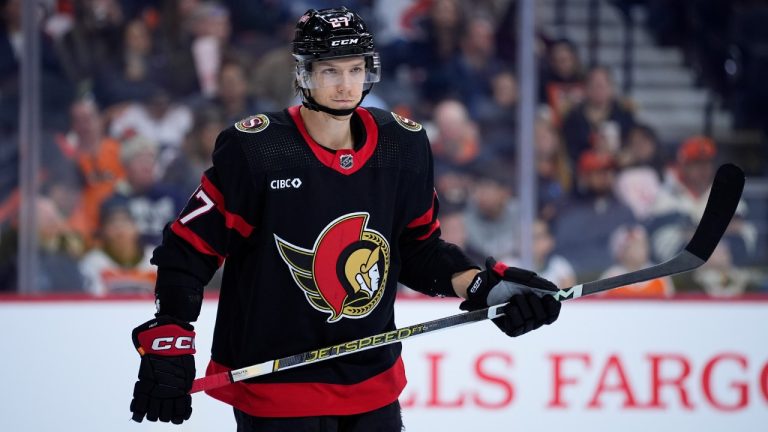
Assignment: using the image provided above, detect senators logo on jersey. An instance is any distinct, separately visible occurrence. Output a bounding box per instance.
[235,114,270,133]
[275,213,390,322]
[391,112,422,132]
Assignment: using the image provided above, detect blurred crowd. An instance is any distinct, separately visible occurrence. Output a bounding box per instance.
[0,0,764,297]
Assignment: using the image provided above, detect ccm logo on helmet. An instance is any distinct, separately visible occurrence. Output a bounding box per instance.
[150,336,195,351]
[331,38,359,46]
[271,178,303,190]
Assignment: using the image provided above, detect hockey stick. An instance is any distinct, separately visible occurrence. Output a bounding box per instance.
[190,163,745,394]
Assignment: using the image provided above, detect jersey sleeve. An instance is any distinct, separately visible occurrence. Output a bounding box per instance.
[151,128,260,321]
[398,132,478,297]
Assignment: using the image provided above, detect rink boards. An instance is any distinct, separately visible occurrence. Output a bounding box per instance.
[0,296,766,431]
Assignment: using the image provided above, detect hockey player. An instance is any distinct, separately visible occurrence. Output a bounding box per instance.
[129,7,561,430]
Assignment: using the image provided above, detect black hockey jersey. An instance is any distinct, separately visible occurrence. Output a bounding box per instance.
[152,106,476,417]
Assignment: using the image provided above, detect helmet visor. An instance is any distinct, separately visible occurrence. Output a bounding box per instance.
[296,53,381,89]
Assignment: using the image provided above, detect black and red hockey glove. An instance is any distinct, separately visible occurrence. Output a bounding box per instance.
[460,257,561,337]
[130,316,196,424]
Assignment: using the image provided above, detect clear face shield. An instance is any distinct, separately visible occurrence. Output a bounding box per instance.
[295,53,381,89]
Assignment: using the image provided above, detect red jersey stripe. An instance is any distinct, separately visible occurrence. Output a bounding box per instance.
[407,192,437,228]
[415,219,440,241]
[171,221,225,266]
[200,175,254,238]
[204,357,407,417]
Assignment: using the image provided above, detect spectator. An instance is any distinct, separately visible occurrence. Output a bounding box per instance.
[153,1,236,100]
[691,242,752,298]
[1,0,73,133]
[475,69,518,159]
[188,1,233,97]
[532,218,576,288]
[434,166,473,211]
[493,0,552,70]
[197,59,273,126]
[554,150,636,277]
[0,132,18,226]
[80,200,156,295]
[510,218,576,289]
[252,44,295,108]
[220,0,291,46]
[561,66,636,166]
[0,0,23,133]
[250,17,296,109]
[381,0,465,115]
[93,18,168,106]
[439,206,468,250]
[599,224,674,298]
[102,134,186,247]
[463,161,519,264]
[534,118,572,222]
[616,123,665,178]
[614,166,661,221]
[430,99,484,171]
[613,122,664,222]
[153,0,204,99]
[54,98,125,244]
[414,0,464,66]
[539,38,586,126]
[56,0,125,88]
[0,196,85,292]
[116,0,161,21]
[109,88,194,173]
[649,135,757,264]
[163,108,224,197]
[429,99,483,209]
[443,15,505,115]
[1,130,89,234]
[430,204,471,279]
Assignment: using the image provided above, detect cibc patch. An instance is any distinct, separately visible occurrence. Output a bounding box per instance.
[235,114,270,133]
[391,112,422,132]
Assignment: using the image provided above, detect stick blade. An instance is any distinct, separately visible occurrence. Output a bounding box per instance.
[684,163,745,261]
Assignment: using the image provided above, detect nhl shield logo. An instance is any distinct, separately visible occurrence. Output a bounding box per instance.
[339,154,354,170]
[275,212,390,323]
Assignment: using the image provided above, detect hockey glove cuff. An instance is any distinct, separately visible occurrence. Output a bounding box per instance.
[130,316,196,424]
[460,257,561,337]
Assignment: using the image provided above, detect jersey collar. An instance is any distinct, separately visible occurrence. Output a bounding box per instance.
[288,105,379,175]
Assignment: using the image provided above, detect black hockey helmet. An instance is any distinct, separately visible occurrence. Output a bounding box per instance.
[293,7,375,62]
[292,7,380,115]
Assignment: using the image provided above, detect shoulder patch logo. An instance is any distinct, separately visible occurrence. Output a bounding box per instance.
[235,114,270,133]
[391,112,422,132]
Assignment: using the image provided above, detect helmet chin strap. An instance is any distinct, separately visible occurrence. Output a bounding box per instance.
[300,85,374,117]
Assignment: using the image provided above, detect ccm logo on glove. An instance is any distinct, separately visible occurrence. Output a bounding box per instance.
[469,276,483,295]
[135,323,196,356]
[149,336,194,351]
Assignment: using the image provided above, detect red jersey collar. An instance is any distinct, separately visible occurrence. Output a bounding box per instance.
[288,105,378,175]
